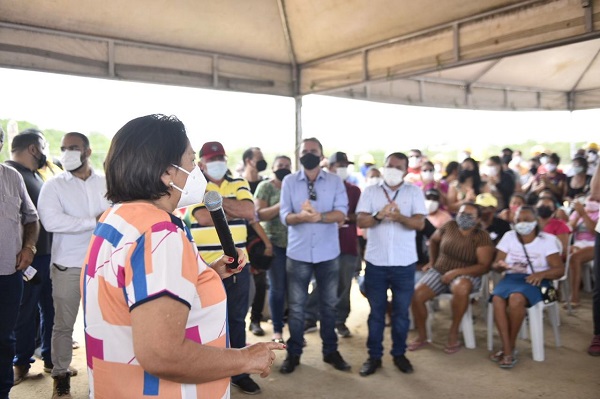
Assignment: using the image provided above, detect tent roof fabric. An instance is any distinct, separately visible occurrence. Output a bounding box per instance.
[1,0,599,110]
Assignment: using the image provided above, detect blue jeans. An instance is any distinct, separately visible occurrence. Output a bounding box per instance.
[0,272,23,399]
[305,254,358,325]
[364,262,415,359]
[14,255,54,366]
[267,246,287,334]
[286,257,339,357]
[223,265,250,383]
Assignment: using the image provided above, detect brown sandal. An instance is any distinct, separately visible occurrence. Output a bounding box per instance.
[489,350,504,362]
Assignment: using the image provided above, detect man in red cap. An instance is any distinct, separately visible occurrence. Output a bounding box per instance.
[186,141,261,395]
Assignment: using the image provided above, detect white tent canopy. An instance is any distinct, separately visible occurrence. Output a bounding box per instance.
[1,0,599,112]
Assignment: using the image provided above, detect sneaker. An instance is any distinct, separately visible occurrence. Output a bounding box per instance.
[335,323,352,338]
[588,335,600,356]
[323,351,351,371]
[52,374,72,399]
[304,320,317,333]
[249,322,265,337]
[232,376,261,395]
[393,355,414,374]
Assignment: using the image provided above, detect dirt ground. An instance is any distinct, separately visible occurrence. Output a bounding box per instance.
[10,281,600,399]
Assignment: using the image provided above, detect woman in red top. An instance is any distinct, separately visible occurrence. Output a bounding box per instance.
[536,197,571,259]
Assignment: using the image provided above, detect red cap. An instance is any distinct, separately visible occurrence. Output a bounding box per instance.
[199,141,226,159]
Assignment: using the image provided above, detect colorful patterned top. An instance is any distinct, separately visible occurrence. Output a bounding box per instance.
[82,202,229,399]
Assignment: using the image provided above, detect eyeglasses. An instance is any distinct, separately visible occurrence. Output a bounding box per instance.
[308,182,317,201]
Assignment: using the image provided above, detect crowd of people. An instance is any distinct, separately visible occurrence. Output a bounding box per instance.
[1,117,599,399]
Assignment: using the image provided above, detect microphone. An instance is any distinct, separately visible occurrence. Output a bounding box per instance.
[204,191,239,269]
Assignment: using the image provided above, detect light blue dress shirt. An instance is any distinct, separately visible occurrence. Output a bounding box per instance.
[280,169,348,263]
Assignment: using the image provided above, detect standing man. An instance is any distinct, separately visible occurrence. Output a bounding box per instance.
[279,137,350,374]
[188,141,261,395]
[242,147,269,337]
[305,152,361,337]
[356,152,426,376]
[0,127,40,399]
[588,160,600,356]
[6,132,55,384]
[38,132,109,399]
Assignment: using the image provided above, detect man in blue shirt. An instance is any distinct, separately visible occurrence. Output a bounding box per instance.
[279,137,349,374]
[356,152,426,377]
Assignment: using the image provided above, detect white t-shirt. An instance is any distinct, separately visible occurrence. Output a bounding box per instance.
[496,230,561,274]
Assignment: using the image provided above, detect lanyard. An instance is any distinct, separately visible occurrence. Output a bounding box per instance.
[381,186,399,204]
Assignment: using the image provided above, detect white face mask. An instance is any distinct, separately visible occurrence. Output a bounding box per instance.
[421,170,434,182]
[408,157,420,169]
[587,152,598,163]
[572,165,584,175]
[546,163,557,172]
[514,221,537,236]
[484,166,498,177]
[366,177,382,186]
[336,167,349,181]
[540,156,549,165]
[425,199,439,214]
[205,160,228,180]
[170,165,207,208]
[382,167,405,187]
[60,150,83,172]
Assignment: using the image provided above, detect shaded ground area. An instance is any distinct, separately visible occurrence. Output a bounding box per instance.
[11,282,599,399]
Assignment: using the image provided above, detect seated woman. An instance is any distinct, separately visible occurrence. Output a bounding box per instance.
[410,203,494,354]
[567,196,599,308]
[564,156,592,202]
[524,152,567,203]
[490,205,564,368]
[538,189,568,221]
[424,189,453,229]
[498,193,526,224]
[447,158,486,214]
[536,196,571,258]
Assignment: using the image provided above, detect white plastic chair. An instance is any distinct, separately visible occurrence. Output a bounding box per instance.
[425,274,487,349]
[581,261,594,293]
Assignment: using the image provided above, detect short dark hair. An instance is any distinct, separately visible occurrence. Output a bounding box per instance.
[65,132,90,149]
[409,149,422,156]
[386,152,408,165]
[105,114,188,203]
[11,132,41,153]
[19,128,44,137]
[274,155,292,164]
[488,156,502,166]
[549,152,560,164]
[301,137,323,153]
[243,147,261,165]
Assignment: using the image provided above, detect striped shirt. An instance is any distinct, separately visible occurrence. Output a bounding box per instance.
[188,175,253,263]
[433,220,493,274]
[82,202,229,399]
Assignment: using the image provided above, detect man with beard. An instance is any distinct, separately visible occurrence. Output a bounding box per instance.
[38,132,110,399]
[5,133,55,385]
[279,137,350,374]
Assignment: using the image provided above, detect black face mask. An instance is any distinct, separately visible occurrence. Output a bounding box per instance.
[536,206,554,219]
[34,151,47,170]
[274,168,291,181]
[458,169,474,183]
[502,154,512,165]
[530,165,538,175]
[256,159,267,172]
[300,153,321,170]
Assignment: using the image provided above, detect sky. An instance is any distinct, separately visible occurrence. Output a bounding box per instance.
[0,67,598,160]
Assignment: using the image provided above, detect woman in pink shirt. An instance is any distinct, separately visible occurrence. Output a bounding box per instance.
[536,197,571,259]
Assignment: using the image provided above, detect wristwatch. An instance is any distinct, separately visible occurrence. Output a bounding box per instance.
[25,244,37,255]
[372,211,383,222]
